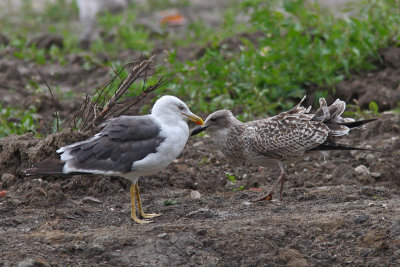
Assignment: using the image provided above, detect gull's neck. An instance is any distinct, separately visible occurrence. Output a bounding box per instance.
[212,115,245,160]
[151,108,182,126]
[228,114,245,129]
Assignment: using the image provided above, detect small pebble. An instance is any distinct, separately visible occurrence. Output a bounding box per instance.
[197,229,207,236]
[366,154,375,161]
[83,196,102,204]
[354,215,370,224]
[157,233,168,239]
[192,141,203,147]
[355,165,370,175]
[370,172,381,178]
[190,190,201,199]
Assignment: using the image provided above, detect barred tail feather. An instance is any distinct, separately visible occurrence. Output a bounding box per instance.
[312,98,376,137]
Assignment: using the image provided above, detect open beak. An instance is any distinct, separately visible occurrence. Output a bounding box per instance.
[183,113,204,126]
[191,125,208,136]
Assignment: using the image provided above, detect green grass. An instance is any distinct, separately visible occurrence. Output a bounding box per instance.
[343,100,382,119]
[0,0,399,136]
[0,104,39,137]
[0,0,248,65]
[162,0,400,119]
[91,11,154,56]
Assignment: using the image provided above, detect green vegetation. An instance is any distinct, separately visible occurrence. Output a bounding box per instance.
[164,199,179,206]
[163,0,400,119]
[92,11,153,56]
[343,100,382,119]
[0,104,39,137]
[0,0,399,135]
[225,173,244,191]
[0,0,243,64]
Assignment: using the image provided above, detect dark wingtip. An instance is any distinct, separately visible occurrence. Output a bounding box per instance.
[191,126,207,136]
[24,160,65,176]
[309,142,384,153]
[339,118,377,128]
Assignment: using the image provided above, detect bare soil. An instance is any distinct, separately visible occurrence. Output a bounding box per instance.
[1,64,400,266]
[1,110,400,266]
[1,3,400,266]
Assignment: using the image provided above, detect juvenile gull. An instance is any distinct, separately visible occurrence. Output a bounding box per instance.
[26,95,203,223]
[191,96,375,201]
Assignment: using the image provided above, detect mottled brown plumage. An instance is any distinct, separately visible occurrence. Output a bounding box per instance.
[191,96,375,201]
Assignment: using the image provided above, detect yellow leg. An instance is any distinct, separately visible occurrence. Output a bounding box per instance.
[135,183,161,219]
[130,184,151,224]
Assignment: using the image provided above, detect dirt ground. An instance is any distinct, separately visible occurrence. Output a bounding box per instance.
[1,57,400,266]
[1,108,400,266]
[1,1,400,266]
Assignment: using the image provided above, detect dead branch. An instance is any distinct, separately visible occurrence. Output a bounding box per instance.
[68,55,166,133]
[37,71,59,132]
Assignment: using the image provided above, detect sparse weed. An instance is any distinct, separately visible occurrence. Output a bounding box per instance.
[343,101,381,119]
[225,173,244,192]
[368,101,380,115]
[198,157,209,166]
[164,199,179,206]
[393,103,400,114]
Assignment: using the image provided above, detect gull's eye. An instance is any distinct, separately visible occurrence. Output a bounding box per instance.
[178,105,185,111]
[210,117,217,122]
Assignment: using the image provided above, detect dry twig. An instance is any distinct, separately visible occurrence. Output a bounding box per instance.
[68,56,166,132]
[37,71,60,132]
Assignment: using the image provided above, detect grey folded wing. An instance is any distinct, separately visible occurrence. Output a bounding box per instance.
[58,115,165,174]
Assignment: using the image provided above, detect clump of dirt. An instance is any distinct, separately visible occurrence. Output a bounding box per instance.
[28,34,64,49]
[333,47,400,111]
[0,33,9,45]
[0,129,88,176]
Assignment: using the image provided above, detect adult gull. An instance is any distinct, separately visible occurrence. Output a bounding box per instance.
[191,96,375,201]
[26,95,203,223]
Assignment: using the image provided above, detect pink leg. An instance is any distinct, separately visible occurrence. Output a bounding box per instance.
[255,161,286,202]
[278,161,286,201]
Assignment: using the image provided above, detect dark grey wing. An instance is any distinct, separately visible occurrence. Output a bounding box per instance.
[102,115,161,141]
[60,115,165,173]
[246,116,329,159]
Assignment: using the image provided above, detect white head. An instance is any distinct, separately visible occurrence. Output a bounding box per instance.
[151,95,203,125]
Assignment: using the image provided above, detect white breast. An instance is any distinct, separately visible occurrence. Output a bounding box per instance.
[130,120,189,175]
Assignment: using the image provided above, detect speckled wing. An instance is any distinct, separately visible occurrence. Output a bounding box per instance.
[244,115,329,160]
[57,115,165,174]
